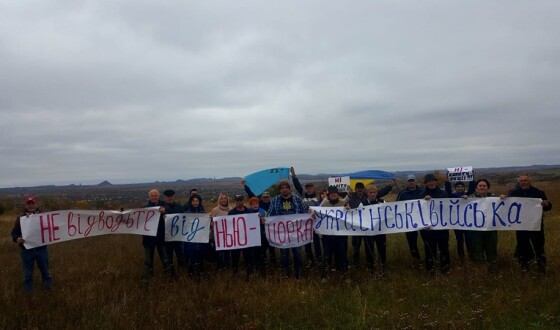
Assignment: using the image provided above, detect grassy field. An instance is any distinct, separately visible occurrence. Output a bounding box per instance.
[1,181,559,329]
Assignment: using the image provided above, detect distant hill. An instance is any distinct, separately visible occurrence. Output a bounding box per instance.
[1,164,559,196]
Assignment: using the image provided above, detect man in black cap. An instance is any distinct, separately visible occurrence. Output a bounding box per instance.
[419,174,450,274]
[163,189,185,276]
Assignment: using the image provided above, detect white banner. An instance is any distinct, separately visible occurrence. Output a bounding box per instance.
[20,207,161,249]
[213,213,261,250]
[447,166,474,182]
[311,197,543,236]
[328,176,350,192]
[265,214,314,248]
[165,213,211,243]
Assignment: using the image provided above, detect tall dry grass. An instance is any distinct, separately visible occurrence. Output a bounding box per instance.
[1,180,559,329]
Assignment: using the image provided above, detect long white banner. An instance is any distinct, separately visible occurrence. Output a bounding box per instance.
[311,197,543,236]
[265,214,314,248]
[20,207,161,249]
[212,213,261,251]
[164,213,211,243]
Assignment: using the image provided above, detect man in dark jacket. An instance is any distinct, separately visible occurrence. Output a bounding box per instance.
[143,189,170,279]
[396,174,423,264]
[163,189,185,275]
[508,174,552,273]
[444,179,476,262]
[419,174,450,274]
[11,195,52,293]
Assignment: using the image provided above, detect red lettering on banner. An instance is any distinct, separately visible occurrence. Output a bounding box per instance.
[84,215,96,237]
[39,213,61,243]
[143,210,154,231]
[304,218,314,241]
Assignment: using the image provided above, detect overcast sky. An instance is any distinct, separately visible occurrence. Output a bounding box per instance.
[1,1,559,188]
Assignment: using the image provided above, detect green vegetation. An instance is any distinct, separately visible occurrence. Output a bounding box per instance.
[1,176,559,329]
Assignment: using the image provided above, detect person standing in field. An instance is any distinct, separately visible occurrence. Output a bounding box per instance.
[507,174,552,273]
[344,181,394,270]
[249,196,268,277]
[11,195,53,293]
[228,194,256,277]
[162,189,185,276]
[444,178,476,262]
[183,194,207,278]
[142,189,171,280]
[209,193,232,270]
[241,180,276,265]
[319,185,348,278]
[467,179,499,272]
[267,180,309,279]
[396,174,423,265]
[361,184,388,276]
[187,188,205,212]
[291,167,322,267]
[419,174,451,274]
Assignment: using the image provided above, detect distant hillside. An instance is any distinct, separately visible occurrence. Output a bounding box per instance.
[1,164,559,197]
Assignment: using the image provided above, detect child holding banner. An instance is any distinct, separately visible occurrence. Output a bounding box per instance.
[11,196,53,293]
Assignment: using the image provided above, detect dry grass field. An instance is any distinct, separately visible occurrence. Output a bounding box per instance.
[1,178,559,329]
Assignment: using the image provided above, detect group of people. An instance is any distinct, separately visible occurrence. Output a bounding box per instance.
[11,170,553,292]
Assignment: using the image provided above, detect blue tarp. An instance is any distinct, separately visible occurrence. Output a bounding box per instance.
[244,167,290,196]
[346,170,395,180]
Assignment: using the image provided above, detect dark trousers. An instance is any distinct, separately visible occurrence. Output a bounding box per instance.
[165,241,186,271]
[454,229,473,260]
[352,236,364,266]
[143,242,169,276]
[516,222,546,268]
[185,242,209,276]
[216,250,232,270]
[20,247,52,293]
[364,235,387,270]
[304,232,322,264]
[406,231,421,259]
[280,247,302,278]
[420,230,450,273]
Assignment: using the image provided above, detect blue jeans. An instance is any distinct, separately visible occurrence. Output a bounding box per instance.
[280,246,302,278]
[20,246,52,293]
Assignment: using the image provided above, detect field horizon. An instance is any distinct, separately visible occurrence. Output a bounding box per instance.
[1,173,559,329]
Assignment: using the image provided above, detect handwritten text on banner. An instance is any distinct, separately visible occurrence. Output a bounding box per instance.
[213,213,261,250]
[265,214,314,248]
[165,213,211,243]
[20,207,161,249]
[311,197,543,236]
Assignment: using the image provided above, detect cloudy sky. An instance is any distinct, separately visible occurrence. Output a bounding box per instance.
[1,1,559,188]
